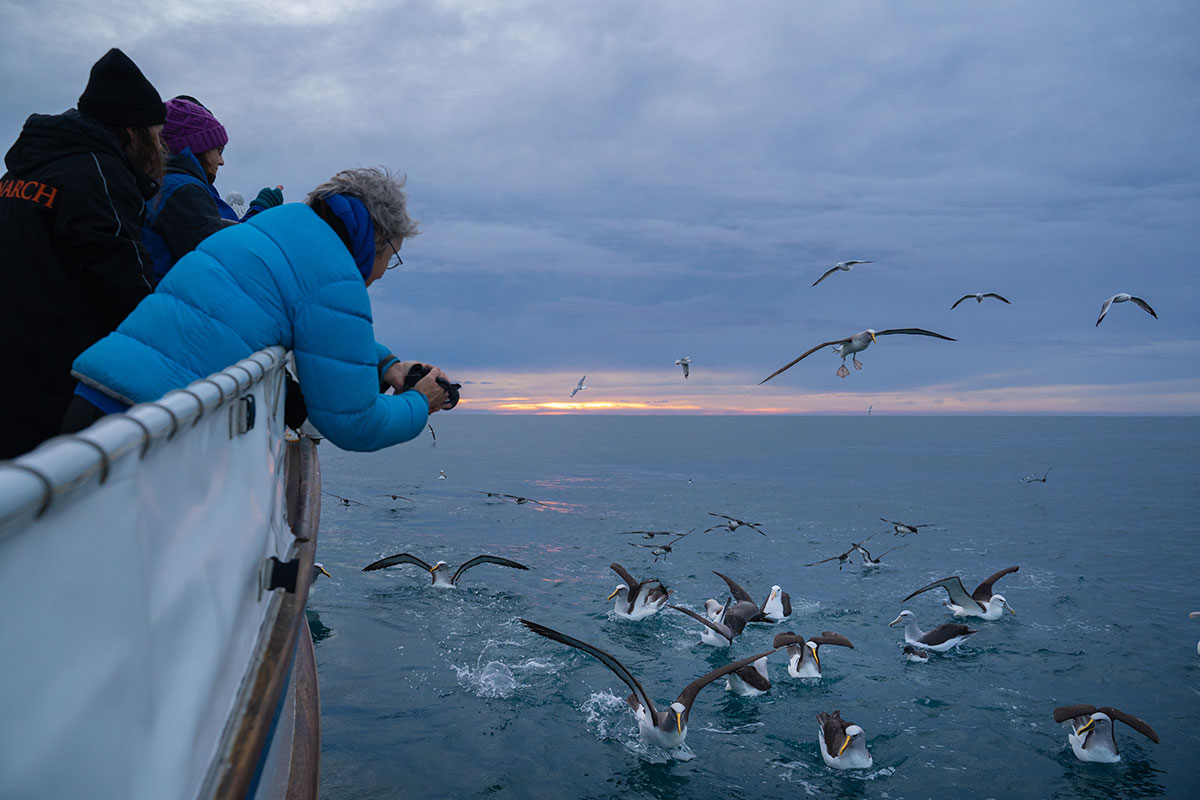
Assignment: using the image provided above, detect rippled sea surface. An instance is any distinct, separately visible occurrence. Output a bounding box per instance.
[309,416,1200,799]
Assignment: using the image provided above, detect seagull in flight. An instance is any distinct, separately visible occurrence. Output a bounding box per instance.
[951,292,1011,309]
[570,375,588,397]
[759,328,955,382]
[1021,468,1051,483]
[812,260,874,287]
[674,356,691,379]
[628,529,694,561]
[1096,293,1157,326]
[704,512,765,536]
[881,518,934,536]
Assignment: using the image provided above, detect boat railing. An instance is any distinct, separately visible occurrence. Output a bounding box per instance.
[0,346,321,800]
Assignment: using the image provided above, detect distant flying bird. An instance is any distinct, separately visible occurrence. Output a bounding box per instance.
[867,405,872,416]
[759,328,955,382]
[438,470,447,480]
[804,545,858,570]
[812,260,874,287]
[1096,293,1157,326]
[816,711,873,770]
[889,610,978,652]
[850,535,903,567]
[1053,705,1159,763]
[570,375,588,397]
[520,618,779,750]
[618,530,682,540]
[881,518,934,536]
[1021,468,1051,483]
[674,356,691,378]
[375,492,414,502]
[362,552,530,588]
[951,292,1011,310]
[901,566,1019,619]
[704,512,766,536]
[476,491,546,506]
[323,491,367,507]
[427,424,437,444]
[628,529,693,561]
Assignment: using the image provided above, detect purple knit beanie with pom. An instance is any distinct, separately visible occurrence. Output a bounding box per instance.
[162,98,228,155]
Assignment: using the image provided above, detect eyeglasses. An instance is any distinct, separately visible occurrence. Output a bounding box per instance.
[386,239,403,270]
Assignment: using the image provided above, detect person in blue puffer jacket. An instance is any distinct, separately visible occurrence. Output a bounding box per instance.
[68,166,453,452]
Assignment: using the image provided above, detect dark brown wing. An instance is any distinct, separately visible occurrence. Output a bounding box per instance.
[722,601,762,637]
[772,631,806,648]
[759,339,853,385]
[972,565,1019,603]
[810,632,855,649]
[812,266,841,286]
[984,293,1011,304]
[521,619,657,719]
[1053,704,1099,724]
[362,552,433,572]
[451,555,530,584]
[950,295,973,310]
[875,328,956,341]
[712,571,757,605]
[1129,297,1157,319]
[1098,707,1159,743]
[609,563,642,594]
[669,604,733,644]
[817,711,848,758]
[732,661,772,692]
[675,647,779,710]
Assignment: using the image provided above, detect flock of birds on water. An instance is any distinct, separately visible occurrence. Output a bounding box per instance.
[561,258,1158,395]
[315,466,1196,775]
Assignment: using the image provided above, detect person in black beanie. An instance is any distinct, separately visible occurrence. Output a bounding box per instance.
[0,48,167,458]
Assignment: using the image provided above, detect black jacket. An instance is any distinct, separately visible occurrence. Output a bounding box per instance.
[0,109,158,458]
[148,149,236,279]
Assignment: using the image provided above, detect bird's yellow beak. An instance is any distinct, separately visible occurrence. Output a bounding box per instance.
[1076,719,1095,736]
[813,651,820,669]
[838,736,852,757]
[677,714,683,735]
[607,589,619,600]
[1008,605,1016,615]
[870,332,877,343]
[429,566,437,574]
[317,565,331,579]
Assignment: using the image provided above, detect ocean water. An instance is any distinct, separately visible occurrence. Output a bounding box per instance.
[307,416,1200,799]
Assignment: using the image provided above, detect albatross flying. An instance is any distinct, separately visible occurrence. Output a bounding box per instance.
[760,328,955,382]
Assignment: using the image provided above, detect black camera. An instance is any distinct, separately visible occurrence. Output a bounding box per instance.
[402,363,461,409]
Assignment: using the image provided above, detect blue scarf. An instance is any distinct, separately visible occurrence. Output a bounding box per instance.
[324,193,376,280]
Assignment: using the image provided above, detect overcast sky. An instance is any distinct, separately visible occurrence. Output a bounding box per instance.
[3,1,1197,413]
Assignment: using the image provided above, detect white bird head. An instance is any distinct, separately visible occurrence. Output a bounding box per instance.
[992,594,1015,614]
[430,561,450,574]
[839,724,865,756]
[889,610,914,627]
[607,584,629,600]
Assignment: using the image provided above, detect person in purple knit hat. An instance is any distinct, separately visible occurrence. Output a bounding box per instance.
[142,96,284,282]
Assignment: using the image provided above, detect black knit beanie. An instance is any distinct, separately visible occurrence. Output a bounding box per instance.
[77,48,166,128]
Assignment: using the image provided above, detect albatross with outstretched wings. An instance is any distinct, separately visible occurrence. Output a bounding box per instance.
[362,552,530,588]
[1096,293,1157,326]
[951,292,1011,309]
[812,260,874,287]
[760,328,955,382]
[901,566,1018,619]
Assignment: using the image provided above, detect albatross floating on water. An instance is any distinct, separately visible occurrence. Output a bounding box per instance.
[670,599,760,648]
[773,631,855,679]
[901,566,1018,619]
[951,292,1011,310]
[1096,293,1157,326]
[674,356,691,378]
[812,260,874,287]
[1053,705,1159,763]
[361,552,529,588]
[759,328,955,382]
[817,711,873,770]
[711,571,791,622]
[889,610,977,652]
[724,654,773,696]
[608,563,672,619]
[520,619,778,750]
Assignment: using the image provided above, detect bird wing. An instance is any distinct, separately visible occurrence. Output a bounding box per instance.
[520,619,657,718]
[923,623,977,645]
[779,592,792,616]
[1053,704,1099,724]
[972,565,1019,603]
[772,631,807,649]
[810,632,855,649]
[812,266,841,287]
[1129,296,1158,319]
[669,604,733,644]
[723,601,762,637]
[950,295,973,310]
[804,549,853,567]
[451,555,530,584]
[708,512,736,522]
[759,339,853,385]
[362,552,433,572]
[983,293,1011,304]
[875,328,956,341]
[1097,707,1159,743]
[902,575,977,609]
[681,363,689,378]
[817,711,849,758]
[675,647,779,710]
[1096,296,1114,326]
[712,571,757,605]
[609,563,642,595]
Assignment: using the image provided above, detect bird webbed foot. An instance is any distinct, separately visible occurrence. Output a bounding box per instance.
[853,358,863,370]
[836,365,850,378]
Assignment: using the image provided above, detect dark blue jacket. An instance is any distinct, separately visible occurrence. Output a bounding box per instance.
[143,148,241,282]
[73,203,429,451]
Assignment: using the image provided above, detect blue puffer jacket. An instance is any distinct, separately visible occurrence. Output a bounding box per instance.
[72,203,428,451]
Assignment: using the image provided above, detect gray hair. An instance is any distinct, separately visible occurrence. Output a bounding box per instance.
[305,167,420,245]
